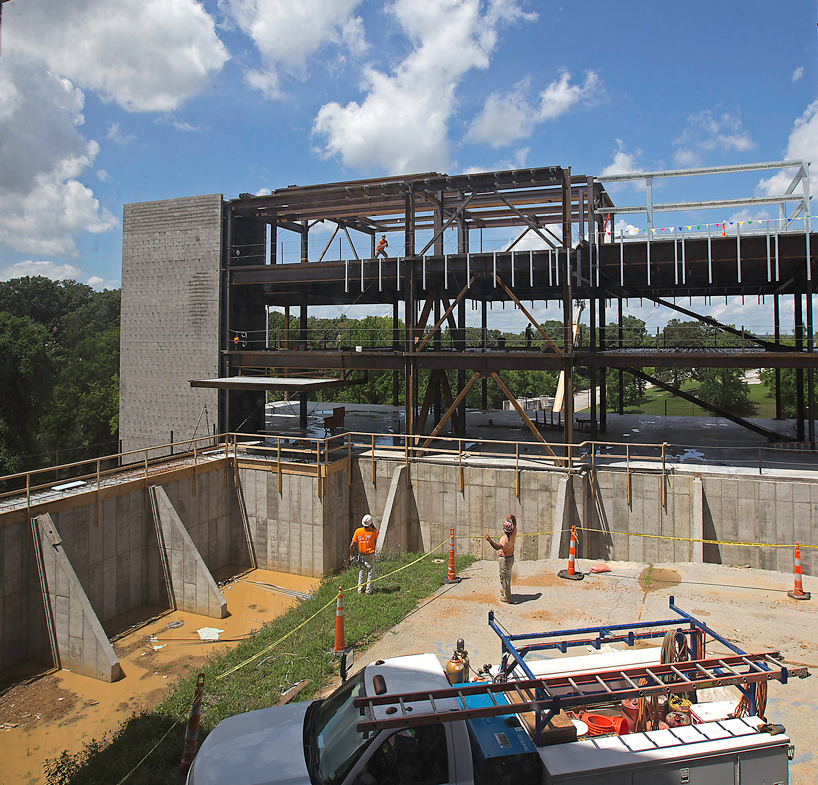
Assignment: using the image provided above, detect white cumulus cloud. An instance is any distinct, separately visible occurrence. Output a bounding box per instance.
[0,65,117,257]
[792,67,804,83]
[599,139,643,177]
[4,0,229,113]
[1,260,83,282]
[758,99,818,196]
[107,122,135,146]
[465,70,600,148]
[220,0,367,99]
[672,107,754,168]
[312,0,536,173]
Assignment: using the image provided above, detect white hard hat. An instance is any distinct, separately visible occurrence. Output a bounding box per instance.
[362,514,374,527]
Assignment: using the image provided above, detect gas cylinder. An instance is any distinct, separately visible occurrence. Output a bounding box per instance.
[445,639,469,684]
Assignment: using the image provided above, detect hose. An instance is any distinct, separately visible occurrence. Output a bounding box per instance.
[636,629,691,731]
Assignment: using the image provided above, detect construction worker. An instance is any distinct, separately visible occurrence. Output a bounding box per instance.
[376,235,388,259]
[351,514,379,595]
[485,514,516,603]
[525,323,533,349]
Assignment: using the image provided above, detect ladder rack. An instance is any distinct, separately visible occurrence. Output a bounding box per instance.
[355,651,808,733]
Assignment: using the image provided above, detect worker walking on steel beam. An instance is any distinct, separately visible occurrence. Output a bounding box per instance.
[376,235,389,259]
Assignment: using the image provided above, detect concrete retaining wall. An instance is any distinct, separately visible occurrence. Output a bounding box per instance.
[0,466,235,677]
[149,487,228,618]
[235,466,350,578]
[2,457,817,678]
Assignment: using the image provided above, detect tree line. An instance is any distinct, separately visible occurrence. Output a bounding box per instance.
[266,311,806,418]
[1,280,808,480]
[0,277,120,477]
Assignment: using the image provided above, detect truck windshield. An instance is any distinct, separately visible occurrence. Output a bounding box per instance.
[313,671,370,784]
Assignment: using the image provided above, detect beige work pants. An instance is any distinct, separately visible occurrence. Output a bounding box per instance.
[499,554,514,601]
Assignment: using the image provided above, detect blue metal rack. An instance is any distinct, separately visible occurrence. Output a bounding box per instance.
[356,598,810,742]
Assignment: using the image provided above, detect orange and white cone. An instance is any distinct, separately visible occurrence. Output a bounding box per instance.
[788,544,811,600]
[558,525,584,581]
[445,528,461,583]
[334,586,346,652]
[179,673,205,776]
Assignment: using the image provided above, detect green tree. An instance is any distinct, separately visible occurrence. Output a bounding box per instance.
[605,368,646,408]
[0,278,121,474]
[0,312,54,474]
[697,368,753,415]
[42,327,121,457]
[604,315,649,349]
[758,367,808,418]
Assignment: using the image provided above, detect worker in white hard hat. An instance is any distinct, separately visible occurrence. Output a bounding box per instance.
[485,514,517,603]
[350,514,379,595]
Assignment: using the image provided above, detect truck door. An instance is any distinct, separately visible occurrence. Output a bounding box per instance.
[349,723,458,785]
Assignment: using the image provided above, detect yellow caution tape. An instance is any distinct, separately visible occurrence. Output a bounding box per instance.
[467,528,816,550]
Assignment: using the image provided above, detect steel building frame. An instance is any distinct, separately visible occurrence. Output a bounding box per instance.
[219,161,817,448]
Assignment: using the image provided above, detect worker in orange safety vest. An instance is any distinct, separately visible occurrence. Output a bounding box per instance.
[350,514,379,594]
[375,235,388,259]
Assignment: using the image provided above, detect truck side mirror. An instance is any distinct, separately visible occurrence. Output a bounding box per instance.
[341,649,354,681]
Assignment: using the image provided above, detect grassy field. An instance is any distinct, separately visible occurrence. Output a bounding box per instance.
[579,382,777,418]
[44,550,474,785]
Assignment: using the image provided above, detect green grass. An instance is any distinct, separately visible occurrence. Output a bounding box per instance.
[579,383,777,419]
[44,550,475,785]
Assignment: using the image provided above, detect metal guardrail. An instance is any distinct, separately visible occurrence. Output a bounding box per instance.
[4,429,818,520]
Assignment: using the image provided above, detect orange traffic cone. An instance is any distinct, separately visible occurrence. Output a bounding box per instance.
[788,544,811,600]
[558,525,584,581]
[445,528,461,584]
[179,673,206,776]
[334,586,346,652]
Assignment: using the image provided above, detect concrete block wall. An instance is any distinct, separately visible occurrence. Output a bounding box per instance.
[235,467,351,578]
[409,461,561,562]
[584,471,696,564]
[119,194,223,455]
[1,520,42,672]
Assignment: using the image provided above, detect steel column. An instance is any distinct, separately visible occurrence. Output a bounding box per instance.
[795,289,805,441]
[774,294,782,419]
[481,300,488,410]
[562,169,574,449]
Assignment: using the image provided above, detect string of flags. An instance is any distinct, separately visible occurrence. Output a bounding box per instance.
[606,215,811,238]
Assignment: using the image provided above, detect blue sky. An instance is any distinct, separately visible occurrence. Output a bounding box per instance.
[1,0,816,331]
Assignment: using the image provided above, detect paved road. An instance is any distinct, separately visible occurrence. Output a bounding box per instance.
[332,558,817,785]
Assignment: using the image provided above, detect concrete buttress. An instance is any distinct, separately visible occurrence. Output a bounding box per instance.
[550,475,572,559]
[149,485,228,618]
[31,514,122,682]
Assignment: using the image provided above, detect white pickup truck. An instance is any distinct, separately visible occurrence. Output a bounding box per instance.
[188,601,808,785]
